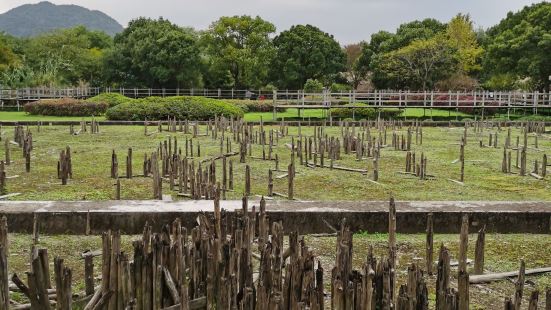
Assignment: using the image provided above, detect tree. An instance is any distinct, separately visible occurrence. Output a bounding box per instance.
[344,42,373,89]
[104,18,201,88]
[375,36,457,90]
[201,15,276,89]
[483,2,551,91]
[0,37,19,74]
[369,19,448,89]
[446,14,484,74]
[270,25,346,89]
[23,26,113,86]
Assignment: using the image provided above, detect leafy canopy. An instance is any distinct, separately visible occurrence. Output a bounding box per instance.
[104,18,201,88]
[201,15,276,89]
[270,25,346,89]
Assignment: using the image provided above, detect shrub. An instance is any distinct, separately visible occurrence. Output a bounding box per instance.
[330,83,352,92]
[303,79,324,93]
[86,93,133,107]
[24,98,108,116]
[331,104,402,119]
[105,96,244,121]
[227,100,286,113]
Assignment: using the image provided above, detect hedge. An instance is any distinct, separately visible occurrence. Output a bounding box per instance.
[331,104,402,120]
[105,96,244,121]
[227,100,286,113]
[24,98,108,116]
[86,93,133,107]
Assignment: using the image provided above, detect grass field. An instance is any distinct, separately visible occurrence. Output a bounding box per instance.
[6,232,550,309]
[0,123,549,201]
[2,108,551,122]
[0,111,107,121]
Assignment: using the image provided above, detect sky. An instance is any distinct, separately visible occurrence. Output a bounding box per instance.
[0,0,545,44]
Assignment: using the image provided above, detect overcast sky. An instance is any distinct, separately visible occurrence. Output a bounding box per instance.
[0,0,545,44]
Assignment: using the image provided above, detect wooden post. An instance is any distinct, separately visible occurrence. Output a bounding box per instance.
[513,260,526,310]
[389,197,397,302]
[245,165,251,197]
[229,160,234,190]
[115,179,121,200]
[84,254,94,296]
[127,148,133,179]
[287,163,294,200]
[474,226,486,275]
[268,169,273,197]
[32,213,39,244]
[460,140,465,182]
[458,215,469,310]
[426,213,434,275]
[111,150,118,179]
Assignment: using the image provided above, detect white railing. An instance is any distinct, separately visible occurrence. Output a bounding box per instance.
[0,88,549,110]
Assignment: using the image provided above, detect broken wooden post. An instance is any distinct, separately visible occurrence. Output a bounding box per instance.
[513,260,526,310]
[436,245,451,310]
[111,150,118,179]
[115,179,121,200]
[32,213,39,244]
[126,148,133,179]
[460,140,465,182]
[287,163,294,200]
[245,165,251,196]
[474,226,486,275]
[0,162,5,195]
[4,140,9,166]
[84,254,94,296]
[229,160,234,190]
[268,169,273,197]
[458,214,469,310]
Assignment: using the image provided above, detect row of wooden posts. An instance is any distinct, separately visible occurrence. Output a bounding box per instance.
[0,118,548,198]
[1,197,551,309]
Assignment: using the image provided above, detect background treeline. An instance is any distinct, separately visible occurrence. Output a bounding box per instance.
[0,2,550,91]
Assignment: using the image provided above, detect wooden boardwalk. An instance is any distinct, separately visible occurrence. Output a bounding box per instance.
[1,87,550,111]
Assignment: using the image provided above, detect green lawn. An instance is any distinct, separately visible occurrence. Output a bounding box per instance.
[0,123,549,201]
[3,108,550,122]
[0,111,106,121]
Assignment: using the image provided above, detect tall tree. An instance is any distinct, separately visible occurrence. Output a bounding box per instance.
[201,15,276,89]
[344,42,373,89]
[446,14,484,74]
[270,25,346,89]
[483,2,551,91]
[104,18,201,88]
[374,36,457,90]
[22,26,112,86]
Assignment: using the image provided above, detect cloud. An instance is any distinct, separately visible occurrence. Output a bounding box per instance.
[0,0,543,44]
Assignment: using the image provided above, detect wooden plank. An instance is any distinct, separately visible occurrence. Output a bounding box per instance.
[469,267,551,284]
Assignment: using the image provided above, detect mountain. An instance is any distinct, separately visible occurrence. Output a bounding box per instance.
[0,1,123,37]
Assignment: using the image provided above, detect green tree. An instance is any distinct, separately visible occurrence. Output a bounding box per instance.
[376,36,457,90]
[0,37,19,74]
[446,14,484,74]
[483,2,551,91]
[201,15,276,89]
[23,26,112,86]
[104,18,201,88]
[270,25,346,89]
[344,42,373,89]
[369,19,447,89]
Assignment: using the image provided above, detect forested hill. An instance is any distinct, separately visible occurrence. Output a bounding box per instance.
[0,1,123,37]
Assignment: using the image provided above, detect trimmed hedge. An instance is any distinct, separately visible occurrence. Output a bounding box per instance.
[331,104,402,120]
[105,96,244,121]
[24,98,108,116]
[227,100,286,113]
[86,93,132,107]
